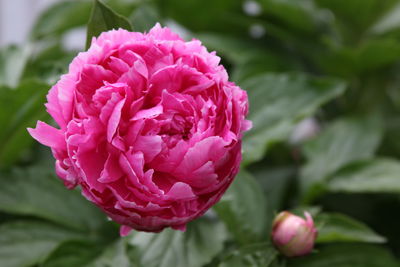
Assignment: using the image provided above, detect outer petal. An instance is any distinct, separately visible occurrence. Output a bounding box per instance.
[28,121,65,150]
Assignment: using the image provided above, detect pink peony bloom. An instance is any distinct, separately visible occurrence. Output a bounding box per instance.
[271,211,318,257]
[28,24,251,234]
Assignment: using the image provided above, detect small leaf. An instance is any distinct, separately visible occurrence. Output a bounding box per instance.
[316,213,386,244]
[327,158,400,194]
[300,115,383,202]
[288,243,398,267]
[129,218,227,267]
[86,0,133,49]
[242,73,346,164]
[0,221,84,267]
[0,166,107,232]
[214,169,267,244]
[219,243,280,267]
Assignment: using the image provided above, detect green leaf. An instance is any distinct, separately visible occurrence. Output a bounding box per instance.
[253,166,295,214]
[42,240,104,267]
[0,166,107,232]
[43,239,132,267]
[300,115,383,202]
[252,166,296,232]
[31,1,92,40]
[214,169,267,244]
[327,158,400,194]
[288,243,398,267]
[0,80,50,167]
[0,221,84,267]
[219,243,280,267]
[87,239,132,267]
[242,73,346,164]
[0,45,31,87]
[86,0,133,49]
[129,218,227,267]
[316,213,386,244]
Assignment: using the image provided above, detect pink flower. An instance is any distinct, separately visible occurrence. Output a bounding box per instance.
[271,211,318,257]
[28,24,251,234]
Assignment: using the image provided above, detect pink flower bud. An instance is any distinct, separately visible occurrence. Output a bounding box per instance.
[271,211,318,257]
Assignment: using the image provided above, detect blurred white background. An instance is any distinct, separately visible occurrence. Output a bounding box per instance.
[0,0,60,46]
[0,0,86,50]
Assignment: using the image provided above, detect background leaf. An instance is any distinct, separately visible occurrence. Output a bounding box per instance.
[86,0,133,49]
[327,158,400,194]
[0,166,107,232]
[0,80,49,168]
[214,169,267,244]
[129,218,227,267]
[300,115,383,202]
[219,243,280,267]
[288,243,399,267]
[0,221,84,267]
[315,212,386,243]
[242,72,346,164]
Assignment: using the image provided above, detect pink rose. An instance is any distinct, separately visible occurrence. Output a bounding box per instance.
[271,211,318,257]
[28,24,251,234]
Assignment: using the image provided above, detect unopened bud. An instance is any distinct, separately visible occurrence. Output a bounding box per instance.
[271,211,317,257]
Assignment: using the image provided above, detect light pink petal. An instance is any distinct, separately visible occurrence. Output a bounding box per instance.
[108,56,130,74]
[107,99,125,142]
[55,74,76,123]
[45,85,66,128]
[98,154,124,183]
[28,121,65,150]
[132,105,163,120]
[133,135,162,162]
[99,93,123,124]
[148,23,183,41]
[120,225,133,236]
[76,151,107,192]
[76,64,118,95]
[176,136,227,172]
[171,224,187,231]
[186,161,218,188]
[166,182,196,200]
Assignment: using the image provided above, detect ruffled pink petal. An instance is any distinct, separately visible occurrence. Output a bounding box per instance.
[28,121,65,150]
[107,99,125,142]
[148,23,183,41]
[133,135,162,162]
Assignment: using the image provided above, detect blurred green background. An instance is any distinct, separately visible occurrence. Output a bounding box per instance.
[1,0,400,266]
